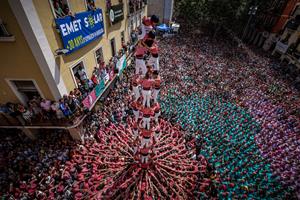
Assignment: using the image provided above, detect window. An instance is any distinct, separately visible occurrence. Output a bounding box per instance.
[86,0,96,11]
[49,0,71,18]
[95,47,104,65]
[0,20,10,37]
[131,19,134,30]
[10,80,41,104]
[292,5,300,16]
[282,33,291,43]
[0,18,15,42]
[129,0,135,14]
[71,61,87,87]
[110,38,116,56]
[121,31,125,43]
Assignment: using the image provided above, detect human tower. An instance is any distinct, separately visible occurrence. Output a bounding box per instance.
[59,15,201,199]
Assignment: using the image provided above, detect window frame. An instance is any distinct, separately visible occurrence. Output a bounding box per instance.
[0,18,15,42]
[69,59,88,88]
[110,37,116,57]
[121,31,125,43]
[48,0,72,19]
[85,0,96,11]
[94,46,104,66]
[5,79,44,105]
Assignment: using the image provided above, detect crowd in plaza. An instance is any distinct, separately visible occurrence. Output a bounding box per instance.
[1,15,300,199]
[0,15,203,199]
[158,26,299,198]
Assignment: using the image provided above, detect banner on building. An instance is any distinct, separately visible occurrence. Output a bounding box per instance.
[55,9,104,54]
[82,90,97,109]
[109,4,124,24]
[83,79,106,110]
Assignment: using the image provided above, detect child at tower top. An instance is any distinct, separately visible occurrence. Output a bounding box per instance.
[138,15,159,40]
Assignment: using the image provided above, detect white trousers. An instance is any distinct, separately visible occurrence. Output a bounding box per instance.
[154,111,160,123]
[133,147,138,155]
[154,132,160,141]
[133,110,139,121]
[142,89,151,107]
[135,59,146,75]
[142,117,151,130]
[141,137,151,147]
[153,89,160,103]
[132,86,140,101]
[133,129,138,139]
[141,155,149,163]
[148,56,159,71]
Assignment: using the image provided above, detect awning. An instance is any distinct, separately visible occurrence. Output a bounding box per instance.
[156,24,171,32]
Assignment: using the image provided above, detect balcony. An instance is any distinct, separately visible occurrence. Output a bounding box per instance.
[0,46,137,130]
[0,76,118,128]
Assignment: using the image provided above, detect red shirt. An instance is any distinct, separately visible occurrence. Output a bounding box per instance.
[150,45,159,55]
[153,103,160,113]
[131,101,140,111]
[141,129,152,138]
[135,46,147,57]
[141,107,154,117]
[140,79,153,89]
[133,122,138,129]
[132,76,139,86]
[140,147,150,155]
[142,17,153,26]
[153,77,161,88]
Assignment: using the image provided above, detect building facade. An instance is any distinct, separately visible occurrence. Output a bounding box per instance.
[0,0,147,105]
[245,0,293,47]
[273,4,300,66]
[147,0,174,23]
[263,0,300,51]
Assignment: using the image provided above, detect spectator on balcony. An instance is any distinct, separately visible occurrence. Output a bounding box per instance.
[40,99,51,117]
[51,101,64,120]
[29,101,42,121]
[82,79,90,93]
[88,79,94,91]
[59,99,72,118]
[40,99,52,120]
[87,0,96,11]
[78,66,88,82]
[18,104,33,125]
[74,88,82,100]
[53,0,66,18]
[91,73,100,85]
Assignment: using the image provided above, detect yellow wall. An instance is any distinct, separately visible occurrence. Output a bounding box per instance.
[33,0,147,92]
[0,0,54,104]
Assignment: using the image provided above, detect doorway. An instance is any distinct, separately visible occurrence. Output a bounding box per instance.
[110,38,116,57]
[9,80,42,105]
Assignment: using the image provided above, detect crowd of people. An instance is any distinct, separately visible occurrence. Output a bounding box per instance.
[158,27,299,199]
[0,15,211,199]
[1,16,299,199]
[0,129,78,199]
